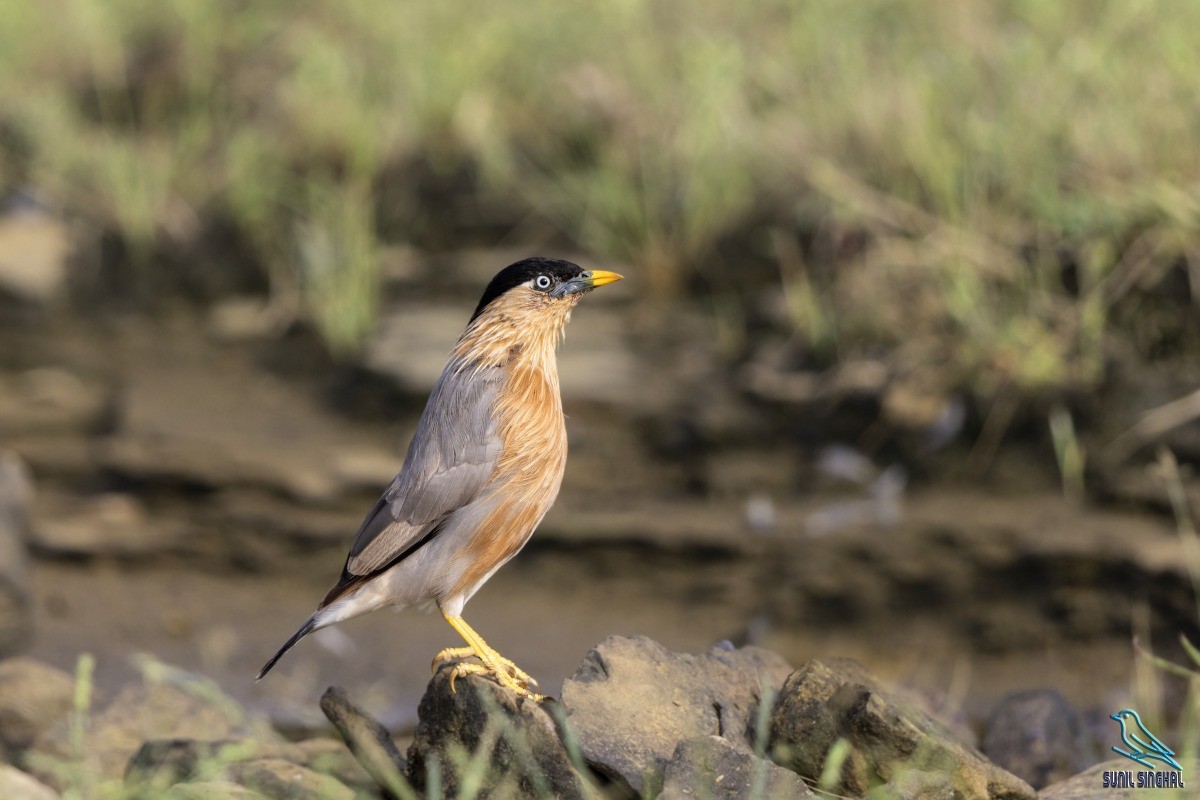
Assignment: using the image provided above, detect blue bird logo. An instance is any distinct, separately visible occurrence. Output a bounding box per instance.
[1110,709,1183,771]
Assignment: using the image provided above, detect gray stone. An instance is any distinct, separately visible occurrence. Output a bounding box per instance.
[0,658,74,758]
[0,764,58,800]
[1039,758,1191,799]
[560,635,793,795]
[660,736,812,800]
[769,658,1036,800]
[982,690,1094,789]
[407,667,594,800]
[229,758,355,800]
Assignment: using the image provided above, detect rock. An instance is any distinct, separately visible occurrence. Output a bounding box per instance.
[1039,758,1193,799]
[769,658,1036,800]
[125,735,379,797]
[205,489,362,549]
[33,673,278,785]
[0,763,58,800]
[126,739,234,788]
[94,436,340,505]
[0,207,71,305]
[164,781,269,800]
[0,452,34,655]
[559,636,793,795]
[319,686,411,797]
[0,658,74,759]
[660,736,812,800]
[289,737,377,795]
[208,298,280,342]
[869,768,967,799]
[124,738,302,791]
[982,690,1093,789]
[30,492,182,558]
[0,370,111,437]
[229,758,356,800]
[407,668,593,800]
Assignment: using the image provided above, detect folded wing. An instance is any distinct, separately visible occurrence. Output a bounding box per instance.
[321,361,504,606]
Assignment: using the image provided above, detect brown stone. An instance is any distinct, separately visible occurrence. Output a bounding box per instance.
[769,658,1036,800]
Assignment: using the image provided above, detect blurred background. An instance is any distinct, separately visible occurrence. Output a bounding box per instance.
[0,0,1198,736]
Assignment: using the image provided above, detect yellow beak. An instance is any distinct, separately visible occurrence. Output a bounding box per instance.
[584,269,623,288]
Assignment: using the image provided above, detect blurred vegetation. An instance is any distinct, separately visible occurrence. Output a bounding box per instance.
[0,0,1197,398]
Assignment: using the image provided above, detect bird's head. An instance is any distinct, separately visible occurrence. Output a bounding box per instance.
[455,258,622,368]
[1111,710,1134,723]
[470,258,622,324]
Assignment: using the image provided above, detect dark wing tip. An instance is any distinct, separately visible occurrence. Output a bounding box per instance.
[319,568,362,610]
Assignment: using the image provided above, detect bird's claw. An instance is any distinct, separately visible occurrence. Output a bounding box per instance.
[433,647,539,689]
[431,646,475,673]
[442,659,546,701]
[495,656,539,689]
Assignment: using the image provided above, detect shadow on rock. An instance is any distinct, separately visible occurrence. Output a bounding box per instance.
[769,658,1037,800]
[407,666,598,800]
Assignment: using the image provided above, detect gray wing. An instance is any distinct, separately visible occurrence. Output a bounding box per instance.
[321,360,503,605]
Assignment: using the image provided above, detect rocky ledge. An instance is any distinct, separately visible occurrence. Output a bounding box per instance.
[0,636,1132,799]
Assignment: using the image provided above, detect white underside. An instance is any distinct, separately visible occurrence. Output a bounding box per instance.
[311,499,547,630]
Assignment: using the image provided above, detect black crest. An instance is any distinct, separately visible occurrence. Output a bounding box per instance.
[470,258,584,322]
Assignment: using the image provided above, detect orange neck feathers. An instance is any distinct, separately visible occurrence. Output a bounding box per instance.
[452,285,578,376]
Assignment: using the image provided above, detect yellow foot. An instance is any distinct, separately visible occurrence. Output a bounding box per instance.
[445,660,547,702]
[432,646,539,690]
[436,612,545,700]
[431,646,475,671]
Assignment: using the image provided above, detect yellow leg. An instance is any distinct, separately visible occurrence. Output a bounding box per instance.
[437,613,544,701]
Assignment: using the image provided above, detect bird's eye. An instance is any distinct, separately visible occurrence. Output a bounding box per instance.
[534,274,553,290]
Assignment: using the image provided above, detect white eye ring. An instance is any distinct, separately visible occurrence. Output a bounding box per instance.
[534,274,552,290]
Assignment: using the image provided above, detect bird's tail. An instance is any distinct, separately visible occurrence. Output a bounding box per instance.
[256,616,317,681]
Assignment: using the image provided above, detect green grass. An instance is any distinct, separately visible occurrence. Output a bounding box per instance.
[1127,449,1200,799]
[0,0,1197,396]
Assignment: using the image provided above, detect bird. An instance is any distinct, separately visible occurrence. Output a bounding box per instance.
[1110,709,1183,771]
[256,259,621,701]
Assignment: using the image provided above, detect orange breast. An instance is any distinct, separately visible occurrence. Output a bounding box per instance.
[451,361,566,594]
